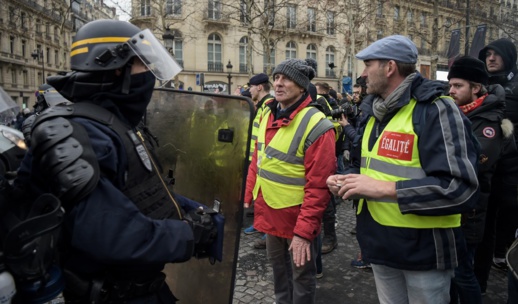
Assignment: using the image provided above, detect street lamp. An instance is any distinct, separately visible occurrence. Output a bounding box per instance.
[226,60,233,94]
[31,49,45,84]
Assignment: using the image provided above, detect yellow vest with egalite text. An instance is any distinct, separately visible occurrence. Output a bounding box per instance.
[252,106,334,209]
[358,98,461,228]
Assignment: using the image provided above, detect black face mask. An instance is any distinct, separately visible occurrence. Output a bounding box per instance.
[48,69,156,127]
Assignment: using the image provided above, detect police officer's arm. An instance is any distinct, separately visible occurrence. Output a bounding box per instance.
[68,179,194,264]
[65,120,194,264]
[396,99,479,216]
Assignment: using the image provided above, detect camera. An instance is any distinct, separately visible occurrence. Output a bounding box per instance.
[330,102,356,120]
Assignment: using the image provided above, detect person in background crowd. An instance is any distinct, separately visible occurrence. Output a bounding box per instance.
[243,73,274,250]
[327,35,479,304]
[447,55,512,304]
[475,38,518,295]
[244,59,336,304]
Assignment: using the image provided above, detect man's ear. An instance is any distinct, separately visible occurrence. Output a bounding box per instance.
[386,60,397,78]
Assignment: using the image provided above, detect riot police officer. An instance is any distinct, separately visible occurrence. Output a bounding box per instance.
[10,19,215,303]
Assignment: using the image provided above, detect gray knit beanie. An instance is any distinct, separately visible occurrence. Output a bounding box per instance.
[273,59,315,90]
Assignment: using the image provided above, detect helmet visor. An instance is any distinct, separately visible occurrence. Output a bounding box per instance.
[127,29,182,81]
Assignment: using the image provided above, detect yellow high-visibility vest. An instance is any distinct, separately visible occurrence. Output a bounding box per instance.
[253,106,334,209]
[358,98,461,228]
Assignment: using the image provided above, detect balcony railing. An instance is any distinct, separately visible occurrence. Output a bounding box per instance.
[325,69,336,78]
[208,61,223,72]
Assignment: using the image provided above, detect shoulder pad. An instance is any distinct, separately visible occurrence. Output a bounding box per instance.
[31,116,100,206]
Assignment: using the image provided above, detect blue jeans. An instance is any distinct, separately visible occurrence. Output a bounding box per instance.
[371,263,453,304]
[266,234,318,304]
[451,244,482,304]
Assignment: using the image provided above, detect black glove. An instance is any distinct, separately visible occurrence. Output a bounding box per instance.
[184,207,218,259]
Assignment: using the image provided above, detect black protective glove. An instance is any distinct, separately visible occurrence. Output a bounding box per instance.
[184,207,218,259]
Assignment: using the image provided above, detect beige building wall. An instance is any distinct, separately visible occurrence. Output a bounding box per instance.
[132,0,518,93]
[0,0,116,110]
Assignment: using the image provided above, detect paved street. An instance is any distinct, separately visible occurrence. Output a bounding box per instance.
[233,200,509,304]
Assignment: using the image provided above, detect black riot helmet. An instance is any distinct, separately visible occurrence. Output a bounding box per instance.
[70,19,181,80]
[71,20,141,72]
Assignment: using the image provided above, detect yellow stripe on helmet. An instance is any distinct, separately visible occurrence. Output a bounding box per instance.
[71,37,130,49]
[70,47,89,57]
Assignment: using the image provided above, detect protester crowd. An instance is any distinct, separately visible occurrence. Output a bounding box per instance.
[243,35,518,304]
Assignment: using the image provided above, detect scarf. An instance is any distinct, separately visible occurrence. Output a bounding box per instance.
[459,94,487,114]
[372,73,416,121]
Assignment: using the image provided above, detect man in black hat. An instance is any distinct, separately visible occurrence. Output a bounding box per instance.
[243,73,273,248]
[448,56,512,304]
[476,38,518,294]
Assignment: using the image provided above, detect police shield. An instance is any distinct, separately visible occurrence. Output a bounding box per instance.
[146,89,253,303]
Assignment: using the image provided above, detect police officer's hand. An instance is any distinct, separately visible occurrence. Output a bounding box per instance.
[289,235,311,267]
[184,207,217,258]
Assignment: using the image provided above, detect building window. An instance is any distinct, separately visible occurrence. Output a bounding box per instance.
[263,42,275,73]
[140,0,151,16]
[174,39,183,67]
[325,46,335,77]
[265,0,275,26]
[208,0,221,20]
[326,11,335,35]
[285,41,297,59]
[23,70,28,86]
[21,13,26,28]
[55,50,59,66]
[22,40,26,58]
[11,69,16,85]
[166,0,181,15]
[306,44,317,74]
[9,7,15,24]
[287,4,297,29]
[36,19,41,33]
[376,0,383,17]
[207,33,222,72]
[307,8,316,32]
[10,36,15,54]
[46,48,50,64]
[239,36,248,73]
[420,12,427,27]
[240,0,248,24]
[407,10,413,23]
[394,5,400,20]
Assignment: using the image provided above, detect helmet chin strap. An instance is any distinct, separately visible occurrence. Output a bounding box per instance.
[121,61,133,94]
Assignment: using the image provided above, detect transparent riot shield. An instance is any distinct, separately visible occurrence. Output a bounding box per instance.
[146,89,253,304]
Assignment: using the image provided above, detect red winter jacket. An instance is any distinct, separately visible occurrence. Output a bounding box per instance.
[244,94,336,241]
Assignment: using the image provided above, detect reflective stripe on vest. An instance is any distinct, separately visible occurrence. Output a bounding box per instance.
[358,98,461,228]
[253,106,332,209]
[249,97,274,160]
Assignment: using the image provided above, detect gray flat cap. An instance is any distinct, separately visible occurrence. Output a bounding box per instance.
[356,35,418,64]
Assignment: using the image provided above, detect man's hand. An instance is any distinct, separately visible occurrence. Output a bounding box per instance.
[333,174,397,201]
[338,114,349,127]
[289,235,311,267]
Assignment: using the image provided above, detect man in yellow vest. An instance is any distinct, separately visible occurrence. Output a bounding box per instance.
[244,59,336,304]
[243,73,273,247]
[327,35,479,303]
